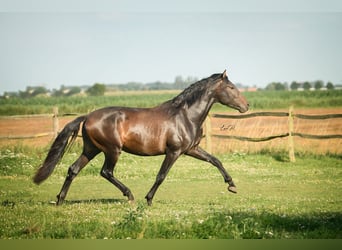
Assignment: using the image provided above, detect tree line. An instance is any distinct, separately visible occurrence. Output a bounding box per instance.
[2,77,338,98]
[2,75,199,98]
[265,80,335,91]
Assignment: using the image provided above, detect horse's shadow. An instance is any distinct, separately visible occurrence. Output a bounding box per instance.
[49,198,126,205]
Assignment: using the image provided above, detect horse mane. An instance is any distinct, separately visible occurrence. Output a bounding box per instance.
[167,73,221,109]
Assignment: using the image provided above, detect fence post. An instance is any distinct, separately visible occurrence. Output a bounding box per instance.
[53,106,59,139]
[205,115,212,154]
[288,106,296,162]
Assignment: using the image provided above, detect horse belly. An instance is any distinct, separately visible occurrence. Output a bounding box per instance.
[122,130,166,156]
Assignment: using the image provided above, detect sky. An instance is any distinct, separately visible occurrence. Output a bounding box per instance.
[0,0,342,94]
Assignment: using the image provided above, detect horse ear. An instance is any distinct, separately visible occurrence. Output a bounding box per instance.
[222,69,227,78]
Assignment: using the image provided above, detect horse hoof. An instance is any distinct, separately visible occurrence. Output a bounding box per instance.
[228,186,237,194]
[145,198,153,206]
[125,192,135,201]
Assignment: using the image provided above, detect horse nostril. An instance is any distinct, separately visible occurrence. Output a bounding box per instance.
[247,103,250,107]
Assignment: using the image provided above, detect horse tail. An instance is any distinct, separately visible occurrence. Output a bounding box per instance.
[33,115,87,185]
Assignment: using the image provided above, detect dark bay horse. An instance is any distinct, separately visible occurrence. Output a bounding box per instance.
[33,70,249,205]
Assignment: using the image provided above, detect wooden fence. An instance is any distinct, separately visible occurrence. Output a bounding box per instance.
[205,106,342,162]
[1,106,342,162]
[0,107,76,140]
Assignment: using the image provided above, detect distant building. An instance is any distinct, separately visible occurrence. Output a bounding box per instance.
[335,84,342,90]
[236,83,258,92]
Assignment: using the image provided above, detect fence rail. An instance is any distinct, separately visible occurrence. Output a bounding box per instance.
[212,112,342,120]
[294,113,342,119]
[212,112,290,119]
[0,132,53,140]
[211,133,290,142]
[212,132,342,141]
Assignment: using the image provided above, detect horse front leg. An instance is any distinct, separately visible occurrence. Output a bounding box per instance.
[185,147,237,193]
[101,150,135,202]
[145,150,181,206]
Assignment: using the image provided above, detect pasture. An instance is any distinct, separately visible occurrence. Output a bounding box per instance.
[0,90,341,239]
[0,145,341,239]
[1,90,342,115]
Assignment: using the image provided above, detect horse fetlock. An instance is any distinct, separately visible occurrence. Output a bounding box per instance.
[145,195,153,206]
[67,168,78,180]
[56,194,64,206]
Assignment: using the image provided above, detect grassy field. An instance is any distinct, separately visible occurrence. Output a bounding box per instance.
[0,144,341,239]
[1,90,342,115]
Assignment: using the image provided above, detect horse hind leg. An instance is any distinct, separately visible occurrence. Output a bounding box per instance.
[100,150,134,202]
[56,142,100,205]
[56,154,90,205]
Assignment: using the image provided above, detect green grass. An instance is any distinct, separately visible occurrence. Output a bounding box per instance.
[0,144,341,239]
[242,90,342,110]
[0,92,177,116]
[1,90,341,115]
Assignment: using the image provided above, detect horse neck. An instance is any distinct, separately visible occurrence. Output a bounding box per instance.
[182,93,216,126]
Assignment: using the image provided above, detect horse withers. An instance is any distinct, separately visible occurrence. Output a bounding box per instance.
[33,70,249,206]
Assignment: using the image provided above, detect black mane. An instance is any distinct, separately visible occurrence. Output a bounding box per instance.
[168,73,221,109]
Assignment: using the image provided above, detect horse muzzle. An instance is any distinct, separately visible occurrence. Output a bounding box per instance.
[238,103,249,113]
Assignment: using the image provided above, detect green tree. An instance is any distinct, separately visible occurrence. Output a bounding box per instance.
[326,82,334,90]
[314,80,324,90]
[19,86,48,98]
[290,81,299,90]
[66,86,82,96]
[303,82,311,90]
[31,86,48,96]
[87,83,106,96]
[265,82,285,91]
[174,75,184,89]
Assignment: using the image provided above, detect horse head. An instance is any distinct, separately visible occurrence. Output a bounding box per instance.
[214,70,249,113]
